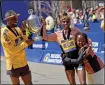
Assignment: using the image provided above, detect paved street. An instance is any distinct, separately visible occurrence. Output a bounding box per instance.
[1,57,104,84]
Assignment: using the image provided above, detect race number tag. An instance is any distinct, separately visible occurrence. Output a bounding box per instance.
[61,38,76,53]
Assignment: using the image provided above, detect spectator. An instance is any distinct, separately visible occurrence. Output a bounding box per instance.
[100,8,104,20]
[100,19,105,31]
[92,10,98,23]
[65,5,104,23]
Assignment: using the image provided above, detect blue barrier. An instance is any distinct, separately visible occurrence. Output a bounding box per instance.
[2,1,29,27]
[0,45,4,56]
[25,49,44,62]
[0,22,104,65]
[26,49,104,64]
[75,20,103,33]
[86,33,104,52]
[28,21,104,64]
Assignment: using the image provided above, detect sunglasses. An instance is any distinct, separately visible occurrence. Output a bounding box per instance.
[62,21,70,23]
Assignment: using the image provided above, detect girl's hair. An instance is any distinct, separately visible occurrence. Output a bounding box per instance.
[60,15,71,22]
[75,32,88,44]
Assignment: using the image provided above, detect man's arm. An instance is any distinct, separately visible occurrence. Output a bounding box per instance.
[2,32,34,55]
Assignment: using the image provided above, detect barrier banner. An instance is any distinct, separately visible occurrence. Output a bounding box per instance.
[42,51,62,65]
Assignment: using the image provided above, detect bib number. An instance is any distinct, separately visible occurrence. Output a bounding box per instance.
[61,39,76,53]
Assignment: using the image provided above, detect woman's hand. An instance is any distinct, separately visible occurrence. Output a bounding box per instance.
[79,44,91,58]
[85,46,92,57]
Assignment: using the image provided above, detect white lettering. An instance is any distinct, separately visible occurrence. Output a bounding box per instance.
[45,42,48,48]
[92,42,99,47]
[33,44,43,48]
[50,54,61,59]
[43,53,62,64]
[47,59,62,63]
[92,48,98,53]
[101,51,104,53]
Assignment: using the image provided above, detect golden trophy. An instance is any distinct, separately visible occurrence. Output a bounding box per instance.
[26,9,42,41]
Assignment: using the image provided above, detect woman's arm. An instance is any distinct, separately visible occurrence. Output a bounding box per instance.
[85,38,92,57]
[63,48,86,64]
[42,24,57,42]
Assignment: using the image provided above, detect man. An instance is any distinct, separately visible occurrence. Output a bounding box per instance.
[1,10,34,85]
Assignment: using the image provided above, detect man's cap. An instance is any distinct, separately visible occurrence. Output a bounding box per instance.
[4,10,20,20]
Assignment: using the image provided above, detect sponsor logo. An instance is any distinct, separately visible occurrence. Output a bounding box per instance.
[33,42,48,49]
[101,51,104,53]
[92,42,99,52]
[92,42,99,47]
[92,48,98,53]
[43,53,62,64]
[45,42,48,48]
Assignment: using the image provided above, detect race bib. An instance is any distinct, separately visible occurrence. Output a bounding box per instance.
[61,38,76,53]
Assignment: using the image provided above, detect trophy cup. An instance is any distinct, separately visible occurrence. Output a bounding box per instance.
[26,9,42,41]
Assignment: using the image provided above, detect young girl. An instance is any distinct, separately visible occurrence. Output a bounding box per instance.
[75,32,104,83]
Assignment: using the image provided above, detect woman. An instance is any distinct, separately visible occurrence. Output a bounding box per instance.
[75,32,104,75]
[42,15,90,84]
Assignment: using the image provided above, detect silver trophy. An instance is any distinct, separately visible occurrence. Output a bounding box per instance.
[26,9,42,41]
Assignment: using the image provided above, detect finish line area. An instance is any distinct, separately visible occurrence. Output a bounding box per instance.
[1,1,104,84]
[1,21,104,84]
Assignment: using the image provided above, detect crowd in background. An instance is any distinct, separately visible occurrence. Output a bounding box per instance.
[60,5,104,24]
